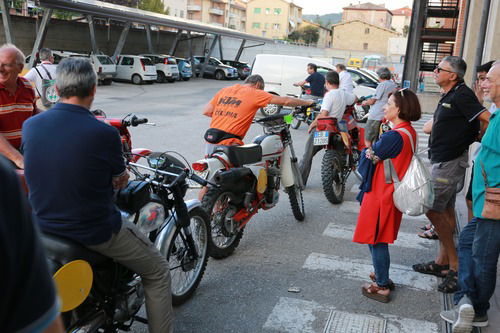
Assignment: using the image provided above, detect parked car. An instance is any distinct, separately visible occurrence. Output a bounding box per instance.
[192,56,238,80]
[174,57,192,81]
[220,60,251,80]
[114,55,157,84]
[347,68,378,89]
[251,54,375,100]
[140,54,179,83]
[70,54,116,86]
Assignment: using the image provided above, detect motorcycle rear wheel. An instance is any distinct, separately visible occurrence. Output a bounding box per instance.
[167,207,210,305]
[321,150,345,204]
[202,188,244,259]
[286,185,305,221]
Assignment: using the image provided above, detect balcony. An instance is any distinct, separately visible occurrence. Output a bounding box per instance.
[187,5,201,11]
[209,8,224,15]
[426,0,460,18]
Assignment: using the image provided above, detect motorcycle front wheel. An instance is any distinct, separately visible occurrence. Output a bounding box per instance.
[286,185,305,221]
[167,207,210,305]
[321,150,345,204]
[202,188,244,259]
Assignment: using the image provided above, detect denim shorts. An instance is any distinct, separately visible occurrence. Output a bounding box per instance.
[428,151,469,212]
[365,119,381,142]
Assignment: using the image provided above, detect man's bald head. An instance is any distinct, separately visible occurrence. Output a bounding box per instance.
[481,61,500,106]
[0,44,25,65]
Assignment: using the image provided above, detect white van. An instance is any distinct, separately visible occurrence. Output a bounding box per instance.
[114,55,157,84]
[250,54,375,99]
[140,54,180,83]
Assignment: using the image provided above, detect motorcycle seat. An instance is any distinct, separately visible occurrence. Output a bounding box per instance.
[41,233,111,267]
[214,144,262,166]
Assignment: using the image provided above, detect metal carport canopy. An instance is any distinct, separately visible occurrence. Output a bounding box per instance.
[38,0,271,43]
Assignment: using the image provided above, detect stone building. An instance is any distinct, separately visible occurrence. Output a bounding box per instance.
[342,2,393,30]
[331,20,401,56]
[391,6,411,35]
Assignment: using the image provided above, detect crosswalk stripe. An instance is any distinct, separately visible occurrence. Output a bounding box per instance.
[303,253,437,291]
[338,201,428,223]
[322,223,433,251]
[263,297,439,333]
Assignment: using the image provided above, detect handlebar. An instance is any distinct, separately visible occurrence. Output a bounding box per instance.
[129,115,148,127]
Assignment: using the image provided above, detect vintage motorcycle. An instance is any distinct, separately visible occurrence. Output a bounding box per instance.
[352,95,373,123]
[313,106,366,204]
[41,113,212,332]
[288,87,321,130]
[193,107,309,258]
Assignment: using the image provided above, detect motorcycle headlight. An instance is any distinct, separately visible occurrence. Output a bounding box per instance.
[135,202,166,234]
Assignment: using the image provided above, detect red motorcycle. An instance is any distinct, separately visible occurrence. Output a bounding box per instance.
[313,106,366,204]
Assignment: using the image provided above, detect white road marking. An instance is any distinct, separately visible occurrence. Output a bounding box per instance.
[323,223,432,251]
[338,201,429,223]
[263,297,439,333]
[303,253,437,292]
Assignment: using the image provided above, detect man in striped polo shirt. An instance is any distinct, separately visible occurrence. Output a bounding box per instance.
[0,44,37,169]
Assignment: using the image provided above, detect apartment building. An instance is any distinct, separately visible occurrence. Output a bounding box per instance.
[186,0,246,30]
[300,20,332,48]
[162,0,187,18]
[342,2,393,30]
[391,6,411,35]
[245,0,302,39]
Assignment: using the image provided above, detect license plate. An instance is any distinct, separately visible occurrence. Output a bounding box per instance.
[313,131,329,146]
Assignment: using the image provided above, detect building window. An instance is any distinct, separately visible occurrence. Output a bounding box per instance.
[254,8,261,14]
[273,23,280,30]
[253,22,261,29]
[274,8,281,15]
[265,8,270,14]
[265,23,268,29]
[180,10,184,18]
[365,28,369,34]
[363,43,368,50]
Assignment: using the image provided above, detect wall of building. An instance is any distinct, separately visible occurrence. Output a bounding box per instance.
[162,0,187,19]
[299,20,332,48]
[332,21,400,56]
[342,9,392,29]
[391,15,409,34]
[246,0,291,39]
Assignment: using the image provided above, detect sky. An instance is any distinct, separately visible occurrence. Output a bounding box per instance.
[293,0,414,15]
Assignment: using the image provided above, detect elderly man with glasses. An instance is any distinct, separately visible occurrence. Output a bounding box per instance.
[413,56,490,295]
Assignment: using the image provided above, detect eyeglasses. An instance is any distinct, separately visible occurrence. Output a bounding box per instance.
[435,66,454,74]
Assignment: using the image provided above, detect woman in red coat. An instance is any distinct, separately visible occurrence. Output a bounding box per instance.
[353,88,422,302]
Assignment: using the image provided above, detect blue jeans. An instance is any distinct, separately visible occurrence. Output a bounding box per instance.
[454,217,500,316]
[368,243,390,287]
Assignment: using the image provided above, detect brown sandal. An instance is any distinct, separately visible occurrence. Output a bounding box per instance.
[361,282,391,303]
[369,272,395,291]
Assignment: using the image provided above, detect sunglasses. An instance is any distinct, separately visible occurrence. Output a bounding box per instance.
[435,66,455,74]
[398,87,408,97]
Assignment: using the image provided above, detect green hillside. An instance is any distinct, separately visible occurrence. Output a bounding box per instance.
[302,13,342,27]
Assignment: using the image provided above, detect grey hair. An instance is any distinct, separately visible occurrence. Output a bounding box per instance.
[442,56,467,81]
[376,67,391,80]
[336,63,346,71]
[56,57,97,99]
[245,74,265,89]
[0,43,25,65]
[39,48,53,61]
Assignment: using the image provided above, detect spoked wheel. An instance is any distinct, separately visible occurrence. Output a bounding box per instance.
[166,207,210,305]
[286,185,305,221]
[291,118,302,129]
[202,188,244,259]
[260,103,282,116]
[321,150,345,204]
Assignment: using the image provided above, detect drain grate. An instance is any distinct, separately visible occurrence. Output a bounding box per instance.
[324,311,386,333]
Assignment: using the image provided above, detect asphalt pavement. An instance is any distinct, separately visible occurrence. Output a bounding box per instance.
[93,78,447,333]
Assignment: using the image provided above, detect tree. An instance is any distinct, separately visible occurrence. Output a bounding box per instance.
[301,26,319,45]
[403,25,409,37]
[287,30,301,42]
[139,0,168,14]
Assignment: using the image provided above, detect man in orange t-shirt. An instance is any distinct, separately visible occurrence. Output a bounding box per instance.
[203,74,313,154]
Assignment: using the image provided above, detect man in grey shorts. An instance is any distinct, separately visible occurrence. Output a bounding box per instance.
[412,56,490,294]
[362,67,397,148]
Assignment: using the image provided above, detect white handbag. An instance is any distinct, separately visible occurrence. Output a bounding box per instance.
[384,128,434,216]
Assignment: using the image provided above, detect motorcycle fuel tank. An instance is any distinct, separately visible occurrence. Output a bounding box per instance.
[253,134,283,160]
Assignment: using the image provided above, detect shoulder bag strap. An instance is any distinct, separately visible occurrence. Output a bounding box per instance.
[394,127,415,154]
[33,67,44,97]
[40,64,53,80]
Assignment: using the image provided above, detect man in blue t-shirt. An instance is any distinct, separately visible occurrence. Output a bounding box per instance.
[294,63,325,100]
[22,58,173,333]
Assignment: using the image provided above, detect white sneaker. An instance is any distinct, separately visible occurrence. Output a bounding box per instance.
[452,296,475,333]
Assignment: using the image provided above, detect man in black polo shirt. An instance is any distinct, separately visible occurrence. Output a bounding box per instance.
[294,63,326,100]
[413,56,490,294]
[0,155,64,333]
[22,58,173,333]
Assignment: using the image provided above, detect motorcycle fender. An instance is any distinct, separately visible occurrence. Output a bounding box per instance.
[196,156,227,181]
[154,199,202,255]
[131,148,152,162]
[280,146,295,188]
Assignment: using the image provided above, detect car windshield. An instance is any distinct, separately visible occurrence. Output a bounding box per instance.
[97,56,114,65]
[167,57,177,65]
[210,58,222,65]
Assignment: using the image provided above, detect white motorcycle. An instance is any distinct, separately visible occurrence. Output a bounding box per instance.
[193,107,308,258]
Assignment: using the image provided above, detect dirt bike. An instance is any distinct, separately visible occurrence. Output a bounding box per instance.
[352,95,373,124]
[40,113,212,331]
[313,106,366,204]
[287,87,321,130]
[193,107,308,259]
